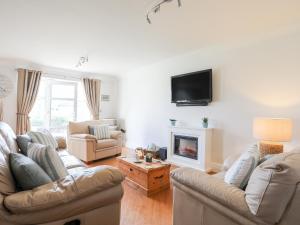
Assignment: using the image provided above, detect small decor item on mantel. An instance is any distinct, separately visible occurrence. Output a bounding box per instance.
[145,153,153,163]
[202,117,208,128]
[170,119,177,126]
[135,147,144,160]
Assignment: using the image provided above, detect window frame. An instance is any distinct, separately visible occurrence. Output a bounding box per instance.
[49,80,78,130]
[30,77,84,135]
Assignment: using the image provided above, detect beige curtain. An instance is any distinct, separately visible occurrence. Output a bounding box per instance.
[0,99,3,121]
[82,78,101,120]
[16,69,42,135]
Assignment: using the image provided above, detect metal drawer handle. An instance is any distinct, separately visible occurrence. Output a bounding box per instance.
[130,168,133,172]
[154,175,164,179]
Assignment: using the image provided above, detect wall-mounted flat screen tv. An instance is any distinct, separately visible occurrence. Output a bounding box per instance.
[171,69,212,106]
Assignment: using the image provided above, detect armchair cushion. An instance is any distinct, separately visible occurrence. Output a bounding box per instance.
[89,125,110,140]
[110,130,122,139]
[4,166,124,214]
[70,133,97,140]
[96,139,118,149]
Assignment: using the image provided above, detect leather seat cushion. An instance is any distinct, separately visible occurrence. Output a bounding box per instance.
[96,139,118,150]
[4,166,124,213]
[58,150,86,169]
[67,166,86,175]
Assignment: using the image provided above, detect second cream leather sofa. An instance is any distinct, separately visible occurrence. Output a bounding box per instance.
[171,149,300,225]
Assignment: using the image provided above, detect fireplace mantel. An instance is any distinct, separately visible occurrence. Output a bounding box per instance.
[168,126,213,171]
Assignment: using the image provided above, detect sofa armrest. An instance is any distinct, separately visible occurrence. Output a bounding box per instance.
[110,130,122,139]
[4,166,124,214]
[69,133,97,140]
[171,167,250,215]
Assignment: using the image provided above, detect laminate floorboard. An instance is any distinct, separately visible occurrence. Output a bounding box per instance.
[89,155,176,225]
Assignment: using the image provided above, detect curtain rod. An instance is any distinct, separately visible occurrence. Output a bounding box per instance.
[42,73,82,81]
[14,69,101,81]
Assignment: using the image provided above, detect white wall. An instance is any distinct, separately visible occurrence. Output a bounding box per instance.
[0,64,18,129]
[119,30,300,164]
[0,61,119,131]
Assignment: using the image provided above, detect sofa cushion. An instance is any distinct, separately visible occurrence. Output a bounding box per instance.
[96,139,118,150]
[9,153,52,191]
[0,122,19,153]
[16,134,32,155]
[90,125,110,140]
[58,150,86,170]
[245,148,300,224]
[28,131,58,150]
[27,143,68,181]
[0,136,16,195]
[224,144,259,189]
[4,166,124,214]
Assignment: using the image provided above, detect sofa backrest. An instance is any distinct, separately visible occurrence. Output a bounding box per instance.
[0,135,16,195]
[68,120,105,135]
[279,183,300,225]
[0,122,19,153]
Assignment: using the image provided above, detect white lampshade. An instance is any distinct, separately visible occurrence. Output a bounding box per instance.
[253,118,292,142]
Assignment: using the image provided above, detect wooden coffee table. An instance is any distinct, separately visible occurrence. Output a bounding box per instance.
[117,156,171,196]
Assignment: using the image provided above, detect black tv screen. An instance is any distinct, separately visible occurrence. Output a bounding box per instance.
[171,69,212,106]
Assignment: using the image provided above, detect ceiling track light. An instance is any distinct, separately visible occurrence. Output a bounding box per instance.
[146,0,182,24]
[76,55,89,67]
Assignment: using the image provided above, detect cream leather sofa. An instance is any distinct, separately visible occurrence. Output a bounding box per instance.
[171,149,300,225]
[67,120,122,163]
[0,122,124,225]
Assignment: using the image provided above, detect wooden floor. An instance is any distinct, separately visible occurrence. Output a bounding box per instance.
[90,156,177,225]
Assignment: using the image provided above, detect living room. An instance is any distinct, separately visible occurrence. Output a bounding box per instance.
[0,1,300,225]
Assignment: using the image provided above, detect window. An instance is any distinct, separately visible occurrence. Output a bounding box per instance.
[30,77,91,135]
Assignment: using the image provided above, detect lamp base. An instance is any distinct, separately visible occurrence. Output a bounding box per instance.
[259,142,283,157]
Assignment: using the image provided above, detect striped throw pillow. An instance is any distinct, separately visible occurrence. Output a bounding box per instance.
[28,131,58,150]
[27,143,68,181]
[89,125,110,140]
[224,144,260,189]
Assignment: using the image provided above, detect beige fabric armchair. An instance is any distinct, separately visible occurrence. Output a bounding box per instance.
[68,120,122,163]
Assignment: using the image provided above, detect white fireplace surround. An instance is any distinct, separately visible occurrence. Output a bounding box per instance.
[168,126,213,171]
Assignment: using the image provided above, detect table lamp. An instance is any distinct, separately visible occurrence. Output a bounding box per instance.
[253,118,292,156]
